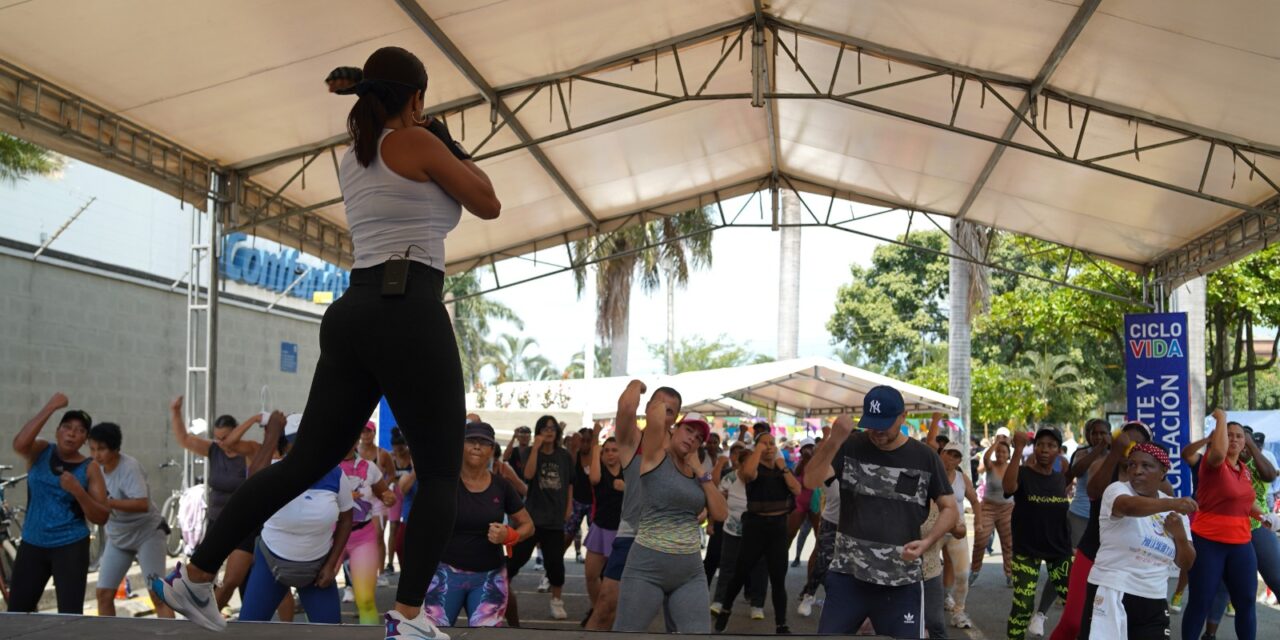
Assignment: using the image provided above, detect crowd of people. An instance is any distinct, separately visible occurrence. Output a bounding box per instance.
[11,383,1280,640]
[6,45,1280,640]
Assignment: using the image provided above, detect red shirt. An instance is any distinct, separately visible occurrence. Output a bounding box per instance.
[1191,458,1255,544]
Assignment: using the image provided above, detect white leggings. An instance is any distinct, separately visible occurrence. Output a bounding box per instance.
[944,534,970,614]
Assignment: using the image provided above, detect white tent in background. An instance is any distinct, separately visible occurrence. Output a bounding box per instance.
[470,356,958,420]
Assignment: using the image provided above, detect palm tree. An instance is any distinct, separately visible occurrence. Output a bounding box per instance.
[0,133,64,183]
[563,346,612,379]
[445,270,523,389]
[1020,350,1087,417]
[485,334,545,384]
[573,208,714,375]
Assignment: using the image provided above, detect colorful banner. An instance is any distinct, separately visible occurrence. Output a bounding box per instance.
[1124,312,1192,496]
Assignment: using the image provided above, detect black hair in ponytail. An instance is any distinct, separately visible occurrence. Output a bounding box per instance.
[346,47,428,167]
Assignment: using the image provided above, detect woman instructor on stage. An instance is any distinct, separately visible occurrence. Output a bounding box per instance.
[155,46,500,640]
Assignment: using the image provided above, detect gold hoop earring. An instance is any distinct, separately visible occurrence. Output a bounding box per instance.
[411,111,427,125]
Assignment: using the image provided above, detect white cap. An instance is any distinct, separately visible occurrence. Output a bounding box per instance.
[284,413,303,438]
[995,427,1011,438]
[798,437,816,448]
[189,418,208,436]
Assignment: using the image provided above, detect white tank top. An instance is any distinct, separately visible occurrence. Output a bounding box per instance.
[950,470,967,514]
[338,129,462,269]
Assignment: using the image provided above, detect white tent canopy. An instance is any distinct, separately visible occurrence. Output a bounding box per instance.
[470,356,958,420]
[1,0,1277,287]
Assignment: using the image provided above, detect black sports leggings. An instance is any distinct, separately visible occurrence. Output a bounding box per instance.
[719,512,791,626]
[508,526,566,587]
[7,538,89,613]
[191,262,464,606]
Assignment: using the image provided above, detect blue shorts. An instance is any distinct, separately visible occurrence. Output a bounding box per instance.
[602,535,635,581]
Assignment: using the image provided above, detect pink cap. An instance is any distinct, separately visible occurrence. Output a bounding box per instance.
[677,412,711,442]
[364,421,376,431]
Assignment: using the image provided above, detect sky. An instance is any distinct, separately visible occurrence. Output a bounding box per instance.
[0,159,930,378]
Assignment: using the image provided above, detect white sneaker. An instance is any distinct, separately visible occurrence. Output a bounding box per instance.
[751,606,765,620]
[384,609,450,640]
[377,573,390,587]
[538,576,551,593]
[710,601,723,615]
[550,597,567,620]
[149,563,226,632]
[1028,611,1047,636]
[797,593,816,617]
[951,612,974,629]
[944,593,956,611]
[343,587,355,603]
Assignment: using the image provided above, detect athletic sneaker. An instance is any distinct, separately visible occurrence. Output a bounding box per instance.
[150,563,225,632]
[1226,603,1235,617]
[797,593,816,617]
[944,593,956,611]
[575,552,584,563]
[1170,591,1184,613]
[538,576,551,593]
[714,611,731,633]
[776,625,791,634]
[550,597,567,620]
[710,601,723,615]
[790,557,800,567]
[377,573,390,587]
[384,609,449,640]
[751,606,766,620]
[951,612,974,629]
[1028,611,1047,636]
[1005,574,1014,588]
[344,587,355,602]
[968,570,980,587]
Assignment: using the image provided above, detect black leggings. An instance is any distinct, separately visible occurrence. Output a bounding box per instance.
[190,262,465,606]
[719,512,790,626]
[508,526,566,587]
[7,538,90,613]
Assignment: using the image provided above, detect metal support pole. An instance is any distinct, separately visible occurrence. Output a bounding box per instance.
[32,197,96,260]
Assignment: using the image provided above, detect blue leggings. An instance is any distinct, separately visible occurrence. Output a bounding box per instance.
[239,545,340,623]
[1181,533,1256,640]
[423,563,508,627]
[1209,524,1280,624]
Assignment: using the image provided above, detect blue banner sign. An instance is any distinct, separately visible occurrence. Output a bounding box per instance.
[1124,312,1191,496]
[280,342,298,373]
[220,232,350,301]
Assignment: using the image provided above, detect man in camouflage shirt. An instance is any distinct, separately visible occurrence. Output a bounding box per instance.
[804,386,957,638]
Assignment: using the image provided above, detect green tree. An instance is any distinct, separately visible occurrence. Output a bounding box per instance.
[445,270,523,389]
[1019,349,1095,422]
[911,360,1043,434]
[563,346,611,379]
[574,208,714,376]
[0,133,64,183]
[826,231,949,376]
[645,334,760,374]
[1206,243,1280,409]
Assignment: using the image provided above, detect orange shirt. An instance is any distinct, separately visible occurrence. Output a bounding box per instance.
[1191,458,1255,544]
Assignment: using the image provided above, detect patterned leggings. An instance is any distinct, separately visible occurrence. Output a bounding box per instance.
[423,563,508,627]
[1007,553,1071,640]
[970,500,1013,576]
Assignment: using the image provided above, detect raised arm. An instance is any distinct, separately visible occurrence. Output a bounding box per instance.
[804,415,851,490]
[1087,429,1133,500]
[738,441,765,484]
[388,127,500,220]
[65,462,110,525]
[1244,434,1277,482]
[687,447,728,522]
[1181,435,1211,467]
[523,432,547,482]
[1002,432,1027,496]
[1205,409,1229,468]
[589,429,604,486]
[218,413,263,457]
[924,412,943,450]
[779,455,802,496]
[639,393,671,471]
[1068,438,1109,482]
[614,380,647,466]
[13,392,67,463]
[169,396,212,457]
[246,411,284,476]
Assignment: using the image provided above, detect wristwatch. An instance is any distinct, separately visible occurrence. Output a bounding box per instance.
[698,472,714,484]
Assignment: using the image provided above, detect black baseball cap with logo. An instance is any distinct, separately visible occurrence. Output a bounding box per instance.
[859,385,905,430]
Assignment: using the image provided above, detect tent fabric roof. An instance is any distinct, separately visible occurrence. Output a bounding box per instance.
[469,356,959,419]
[0,1,1277,275]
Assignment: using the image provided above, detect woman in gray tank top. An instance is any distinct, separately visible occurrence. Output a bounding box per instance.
[613,398,728,633]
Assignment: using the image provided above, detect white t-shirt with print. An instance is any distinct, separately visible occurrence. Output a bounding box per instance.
[261,466,355,562]
[719,471,749,537]
[1088,481,1188,599]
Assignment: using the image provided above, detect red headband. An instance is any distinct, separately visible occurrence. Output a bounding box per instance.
[1129,442,1170,470]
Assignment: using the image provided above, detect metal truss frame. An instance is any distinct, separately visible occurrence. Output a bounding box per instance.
[3,9,1276,286]
[451,176,1151,310]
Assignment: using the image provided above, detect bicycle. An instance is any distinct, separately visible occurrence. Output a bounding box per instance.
[0,465,29,607]
[157,459,185,558]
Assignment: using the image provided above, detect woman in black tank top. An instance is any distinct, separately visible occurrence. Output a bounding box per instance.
[714,433,802,633]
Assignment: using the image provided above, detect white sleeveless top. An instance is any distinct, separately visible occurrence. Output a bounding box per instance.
[338,129,462,269]
[950,470,967,514]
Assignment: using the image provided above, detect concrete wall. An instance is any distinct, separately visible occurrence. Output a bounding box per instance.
[0,250,322,507]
